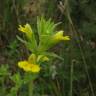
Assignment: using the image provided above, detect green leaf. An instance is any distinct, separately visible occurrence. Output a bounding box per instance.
[42,52,64,61]
[10,73,22,87]
[16,35,27,44]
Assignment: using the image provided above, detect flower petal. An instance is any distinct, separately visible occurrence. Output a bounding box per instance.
[18,60,40,73]
[18,23,33,39]
[30,64,40,73]
[52,30,70,42]
[18,60,28,69]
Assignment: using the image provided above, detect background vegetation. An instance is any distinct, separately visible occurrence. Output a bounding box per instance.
[0,0,96,96]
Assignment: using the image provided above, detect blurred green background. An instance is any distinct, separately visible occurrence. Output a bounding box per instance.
[0,0,96,96]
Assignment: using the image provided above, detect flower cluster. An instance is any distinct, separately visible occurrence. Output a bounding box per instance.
[18,61,40,73]
[18,53,49,73]
[17,18,70,73]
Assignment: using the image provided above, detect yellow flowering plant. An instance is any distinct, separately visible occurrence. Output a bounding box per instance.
[37,17,70,52]
[17,17,70,96]
[18,53,49,73]
[17,23,37,53]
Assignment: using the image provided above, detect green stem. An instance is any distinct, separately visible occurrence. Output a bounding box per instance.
[29,80,34,96]
[69,61,74,96]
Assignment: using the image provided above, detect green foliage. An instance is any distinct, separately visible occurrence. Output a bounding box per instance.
[0,65,9,76]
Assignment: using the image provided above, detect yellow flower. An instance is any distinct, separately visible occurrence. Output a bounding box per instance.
[52,31,70,42]
[18,23,32,38]
[18,60,40,73]
[18,54,49,72]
